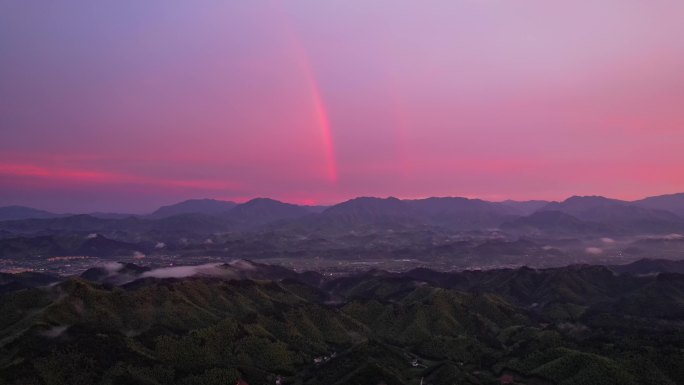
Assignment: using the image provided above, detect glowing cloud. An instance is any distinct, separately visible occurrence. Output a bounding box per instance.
[0,162,242,191]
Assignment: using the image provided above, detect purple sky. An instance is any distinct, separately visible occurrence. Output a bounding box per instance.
[1,1,684,213]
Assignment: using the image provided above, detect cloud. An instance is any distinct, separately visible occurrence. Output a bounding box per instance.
[140,263,223,279]
[41,325,69,338]
[137,260,259,280]
[640,233,684,241]
[585,247,603,255]
[659,234,684,240]
[101,262,124,274]
[601,237,615,244]
[0,162,242,190]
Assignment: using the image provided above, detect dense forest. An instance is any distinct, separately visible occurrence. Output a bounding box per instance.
[1,261,683,385]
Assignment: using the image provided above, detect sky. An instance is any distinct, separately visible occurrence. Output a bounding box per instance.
[1,1,684,213]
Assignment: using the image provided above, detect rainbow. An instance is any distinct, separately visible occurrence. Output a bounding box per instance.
[275,3,338,183]
[296,49,338,183]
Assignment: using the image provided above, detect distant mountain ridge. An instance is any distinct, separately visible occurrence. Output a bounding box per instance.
[540,195,679,221]
[610,258,684,275]
[225,197,310,226]
[500,199,550,215]
[3,192,683,221]
[0,206,63,221]
[406,197,518,229]
[322,197,414,222]
[149,199,237,218]
[633,192,684,217]
[0,194,683,242]
[0,206,137,221]
[536,195,684,234]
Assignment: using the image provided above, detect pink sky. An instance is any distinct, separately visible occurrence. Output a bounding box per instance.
[1,1,684,212]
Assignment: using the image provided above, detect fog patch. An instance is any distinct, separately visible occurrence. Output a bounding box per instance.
[42,325,69,338]
[585,247,603,255]
[155,242,166,249]
[133,251,146,259]
[102,262,124,274]
[645,233,684,241]
[228,259,257,271]
[86,233,98,239]
[601,238,615,244]
[141,263,223,279]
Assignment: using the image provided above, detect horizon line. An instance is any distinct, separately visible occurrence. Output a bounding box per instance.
[2,191,682,216]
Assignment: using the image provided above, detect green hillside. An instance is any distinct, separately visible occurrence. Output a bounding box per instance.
[1,264,683,385]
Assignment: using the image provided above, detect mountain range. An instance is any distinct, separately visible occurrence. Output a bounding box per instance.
[1,194,684,263]
[3,192,684,221]
[1,193,683,235]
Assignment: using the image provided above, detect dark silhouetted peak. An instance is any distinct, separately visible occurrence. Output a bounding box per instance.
[407,196,520,229]
[633,192,684,217]
[542,195,626,212]
[226,198,309,226]
[540,195,684,233]
[0,206,62,221]
[500,200,550,215]
[407,197,501,213]
[321,197,415,224]
[611,258,684,275]
[325,197,407,214]
[75,235,142,258]
[319,196,521,230]
[240,197,291,207]
[149,199,237,218]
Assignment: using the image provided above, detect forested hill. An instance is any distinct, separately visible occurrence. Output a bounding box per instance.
[1,260,683,385]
